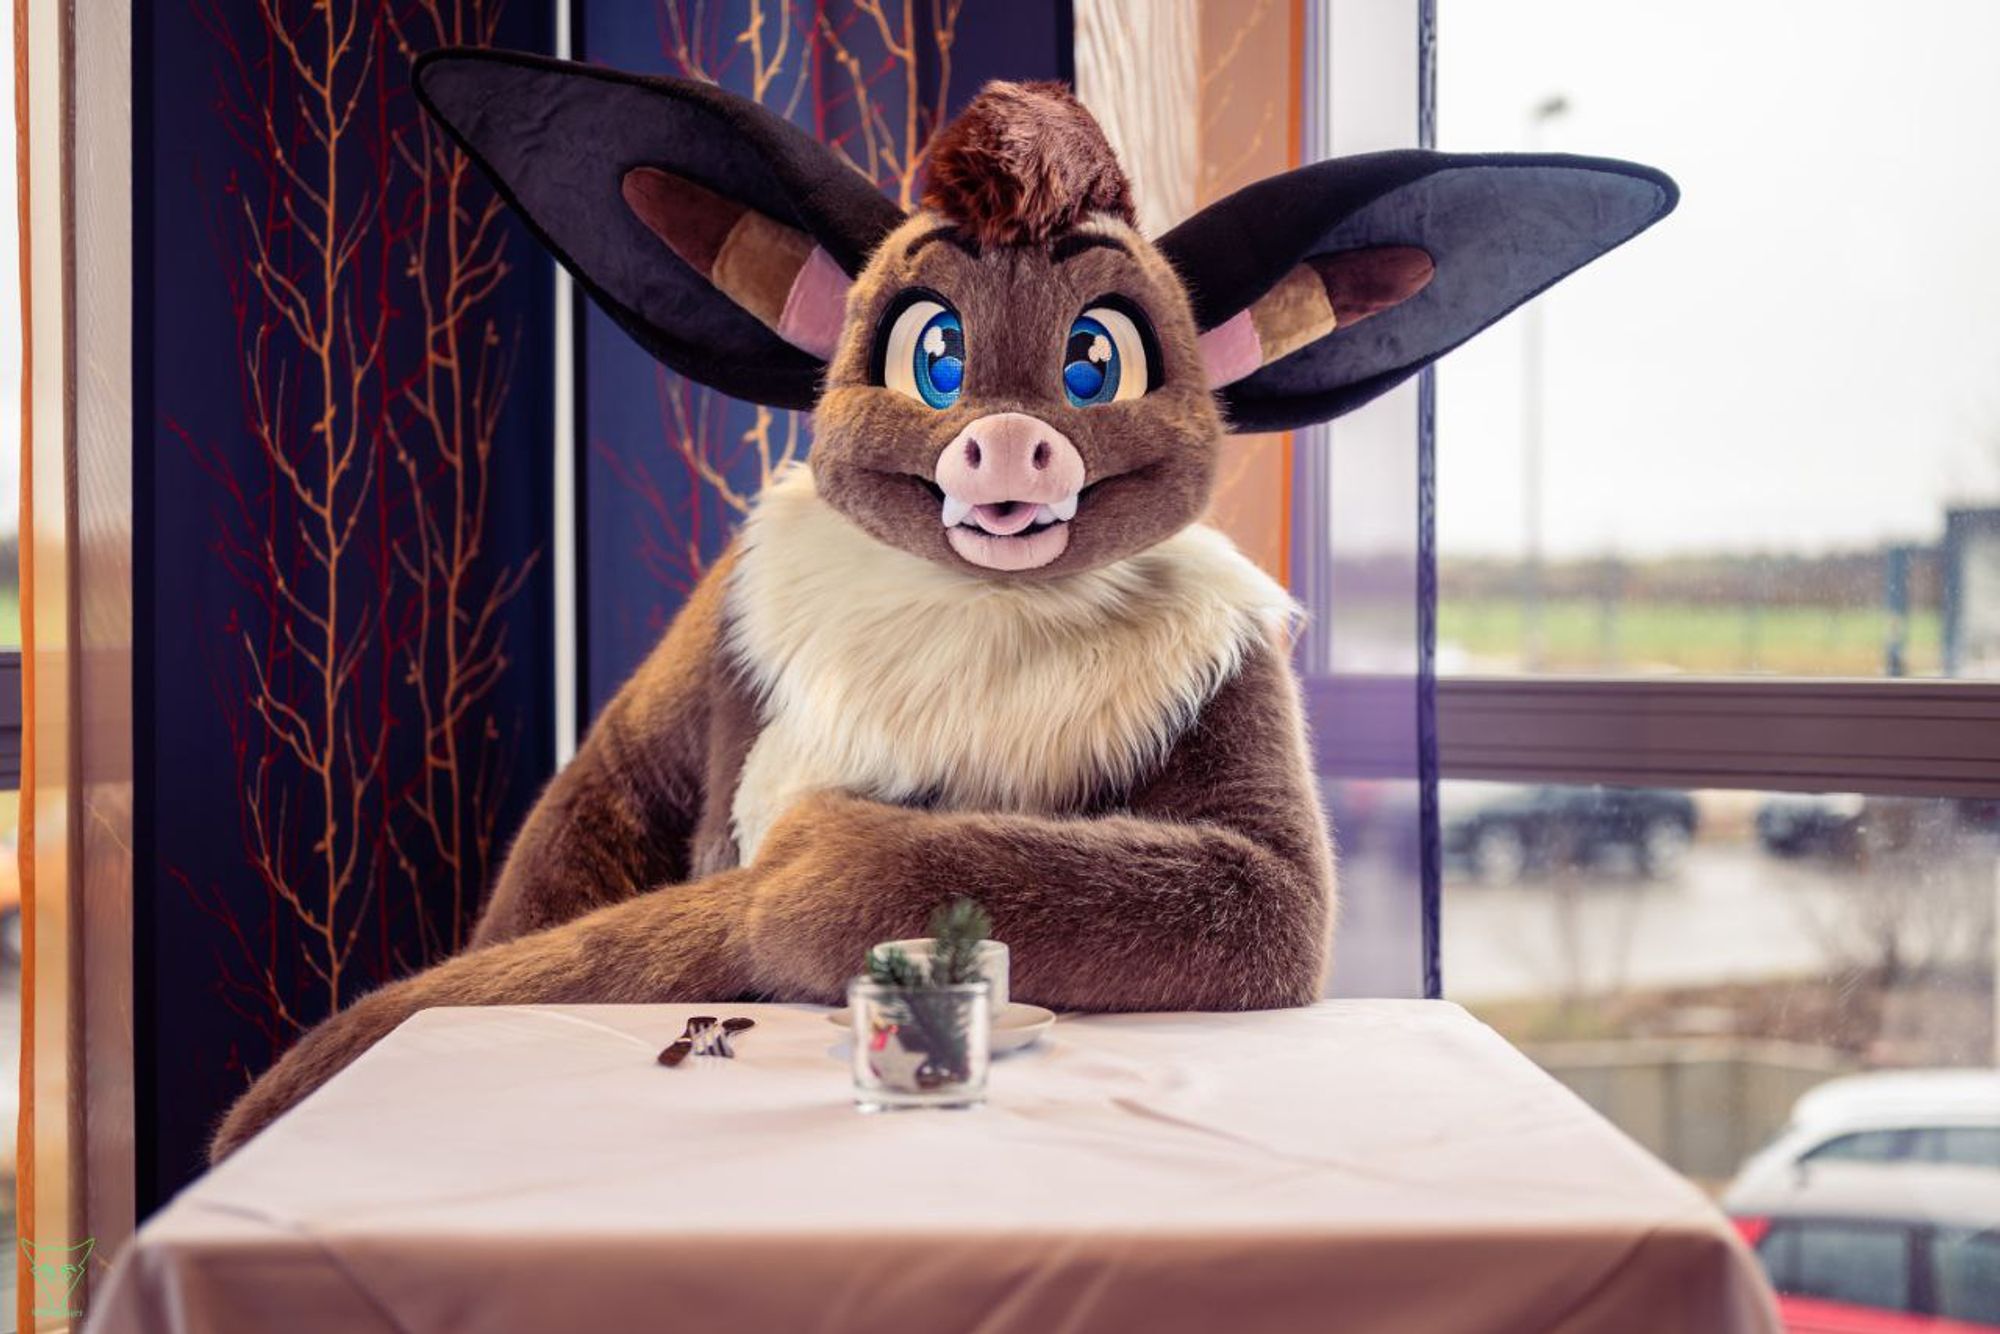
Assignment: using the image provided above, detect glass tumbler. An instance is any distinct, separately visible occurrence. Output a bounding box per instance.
[849,978,991,1111]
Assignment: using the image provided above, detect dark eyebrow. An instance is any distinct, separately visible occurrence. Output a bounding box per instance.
[1051,232,1130,263]
[904,225,981,260]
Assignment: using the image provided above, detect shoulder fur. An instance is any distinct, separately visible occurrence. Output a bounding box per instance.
[724,467,1297,860]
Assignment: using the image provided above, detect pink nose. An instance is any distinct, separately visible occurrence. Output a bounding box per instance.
[933,413,1086,514]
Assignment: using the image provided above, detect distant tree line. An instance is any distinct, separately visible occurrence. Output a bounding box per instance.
[1440,547,1943,610]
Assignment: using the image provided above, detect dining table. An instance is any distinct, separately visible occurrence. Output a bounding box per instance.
[88,999,1781,1333]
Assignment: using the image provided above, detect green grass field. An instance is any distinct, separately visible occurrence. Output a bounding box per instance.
[0,586,16,649]
[1438,598,1942,676]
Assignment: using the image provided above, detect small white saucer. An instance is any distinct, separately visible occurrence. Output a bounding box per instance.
[828,1002,1056,1053]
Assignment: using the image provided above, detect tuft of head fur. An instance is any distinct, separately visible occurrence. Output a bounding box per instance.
[921,81,1136,247]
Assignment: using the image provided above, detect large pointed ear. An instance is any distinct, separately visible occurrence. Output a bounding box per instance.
[1158,151,1678,433]
[414,48,904,410]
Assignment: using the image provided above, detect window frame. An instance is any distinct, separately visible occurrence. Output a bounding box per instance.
[1436,676,2000,799]
[0,651,18,788]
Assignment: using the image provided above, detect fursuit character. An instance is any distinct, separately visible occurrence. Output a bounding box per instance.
[210,52,1675,1160]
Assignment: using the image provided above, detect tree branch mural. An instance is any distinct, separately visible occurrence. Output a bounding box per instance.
[171,0,541,1078]
[384,2,539,957]
[816,0,967,209]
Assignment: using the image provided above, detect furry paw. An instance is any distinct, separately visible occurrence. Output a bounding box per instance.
[207,985,411,1164]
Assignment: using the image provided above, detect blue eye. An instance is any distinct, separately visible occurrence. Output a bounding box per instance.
[883,299,964,409]
[915,310,965,407]
[1063,306,1150,407]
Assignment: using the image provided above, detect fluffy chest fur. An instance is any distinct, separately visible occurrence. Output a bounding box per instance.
[723,467,1296,861]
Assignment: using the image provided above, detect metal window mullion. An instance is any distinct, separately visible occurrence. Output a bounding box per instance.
[0,652,19,788]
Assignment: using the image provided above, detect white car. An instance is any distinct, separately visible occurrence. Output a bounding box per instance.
[1726,1069,2000,1209]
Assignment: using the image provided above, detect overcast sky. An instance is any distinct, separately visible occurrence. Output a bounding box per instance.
[1435,0,2000,560]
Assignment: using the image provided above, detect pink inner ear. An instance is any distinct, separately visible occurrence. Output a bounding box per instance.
[1199,310,1264,390]
[778,247,851,359]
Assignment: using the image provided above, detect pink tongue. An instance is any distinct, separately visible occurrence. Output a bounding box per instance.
[971,501,1041,536]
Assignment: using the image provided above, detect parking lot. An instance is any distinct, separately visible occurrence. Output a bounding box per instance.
[1444,842,1879,1003]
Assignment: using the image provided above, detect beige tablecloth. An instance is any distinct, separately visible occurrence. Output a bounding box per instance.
[91,1001,1779,1334]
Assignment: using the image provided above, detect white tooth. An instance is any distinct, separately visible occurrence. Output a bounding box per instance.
[1034,504,1057,526]
[1049,493,1078,522]
[941,495,973,528]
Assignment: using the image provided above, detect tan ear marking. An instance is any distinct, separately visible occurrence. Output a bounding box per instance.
[1199,245,1436,389]
[620,166,850,359]
[712,209,815,329]
[1248,264,1338,367]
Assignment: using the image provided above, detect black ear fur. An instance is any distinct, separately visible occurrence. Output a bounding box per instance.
[414,48,905,410]
[1158,150,1678,433]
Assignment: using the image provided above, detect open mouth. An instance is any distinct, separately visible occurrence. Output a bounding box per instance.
[942,494,1078,535]
[929,483,1082,571]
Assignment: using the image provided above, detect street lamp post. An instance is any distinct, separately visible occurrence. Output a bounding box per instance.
[1522,95,1568,672]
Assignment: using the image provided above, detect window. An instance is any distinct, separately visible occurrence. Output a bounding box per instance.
[1444,783,1993,1134]
[1933,1229,2000,1326]
[1914,1128,2000,1170]
[1431,10,2000,1328]
[0,0,16,656]
[1806,1132,1915,1167]
[1759,1222,1913,1314]
[1435,2,2000,684]
[1804,1128,2000,1169]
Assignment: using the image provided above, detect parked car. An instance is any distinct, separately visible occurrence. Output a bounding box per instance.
[1728,1070,2000,1204]
[1726,1072,2000,1332]
[1439,784,1698,883]
[1757,795,2000,861]
[1757,794,1870,859]
[1729,1161,2000,1332]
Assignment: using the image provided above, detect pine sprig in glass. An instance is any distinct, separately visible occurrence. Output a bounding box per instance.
[864,899,993,1086]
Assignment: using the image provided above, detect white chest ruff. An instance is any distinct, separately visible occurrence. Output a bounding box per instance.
[723,468,1296,861]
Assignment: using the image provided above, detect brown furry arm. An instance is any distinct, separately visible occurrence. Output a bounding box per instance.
[210,869,755,1162]
[210,640,1325,1160]
[744,641,1334,1011]
[474,550,739,946]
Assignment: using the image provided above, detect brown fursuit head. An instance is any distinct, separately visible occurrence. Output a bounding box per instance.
[209,52,1677,1160]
